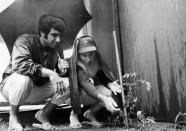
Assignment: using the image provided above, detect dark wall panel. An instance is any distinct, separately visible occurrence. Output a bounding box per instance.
[118,0,186,121]
[88,0,120,76]
[88,0,186,122]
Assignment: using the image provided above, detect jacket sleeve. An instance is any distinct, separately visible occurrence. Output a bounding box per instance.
[11,35,42,79]
[77,67,100,100]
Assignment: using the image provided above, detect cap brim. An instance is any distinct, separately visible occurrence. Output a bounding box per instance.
[79,46,96,53]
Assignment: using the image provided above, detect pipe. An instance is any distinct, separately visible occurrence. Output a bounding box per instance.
[113,30,128,128]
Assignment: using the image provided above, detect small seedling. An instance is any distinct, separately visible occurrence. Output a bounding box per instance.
[174,112,186,129]
[137,111,156,129]
[114,72,153,128]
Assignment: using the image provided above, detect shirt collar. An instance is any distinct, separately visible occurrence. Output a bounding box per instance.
[35,35,43,48]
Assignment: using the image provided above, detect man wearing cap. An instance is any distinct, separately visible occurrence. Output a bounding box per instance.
[69,36,121,128]
[0,14,69,130]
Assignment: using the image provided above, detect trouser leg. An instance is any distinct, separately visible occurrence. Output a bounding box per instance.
[2,74,70,126]
[2,73,33,105]
[24,77,70,105]
[34,88,70,124]
[1,73,33,130]
[28,77,70,124]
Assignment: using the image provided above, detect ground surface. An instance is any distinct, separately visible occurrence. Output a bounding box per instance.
[0,122,182,131]
[27,122,184,131]
[0,106,183,131]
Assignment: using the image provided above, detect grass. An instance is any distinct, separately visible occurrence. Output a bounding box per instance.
[0,121,182,131]
[0,118,8,131]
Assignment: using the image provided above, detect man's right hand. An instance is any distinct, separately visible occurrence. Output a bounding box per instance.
[48,71,61,82]
[48,71,67,94]
[42,68,60,81]
[41,68,66,94]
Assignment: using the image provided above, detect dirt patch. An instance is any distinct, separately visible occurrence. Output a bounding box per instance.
[19,122,176,131]
[0,122,181,131]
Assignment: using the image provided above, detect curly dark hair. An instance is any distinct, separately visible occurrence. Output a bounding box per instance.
[38,14,66,37]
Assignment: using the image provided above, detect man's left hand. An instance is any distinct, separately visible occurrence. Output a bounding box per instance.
[58,58,69,74]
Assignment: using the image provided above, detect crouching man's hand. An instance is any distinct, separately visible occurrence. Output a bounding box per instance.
[54,78,69,95]
[97,94,120,113]
[49,71,61,82]
[41,68,67,94]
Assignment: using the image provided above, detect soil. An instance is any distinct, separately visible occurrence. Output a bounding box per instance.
[20,122,178,131]
[0,107,183,131]
[1,121,183,131]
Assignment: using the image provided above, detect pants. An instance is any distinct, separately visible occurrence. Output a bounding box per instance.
[1,73,69,106]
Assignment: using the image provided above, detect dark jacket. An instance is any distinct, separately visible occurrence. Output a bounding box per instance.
[70,38,116,113]
[1,34,65,86]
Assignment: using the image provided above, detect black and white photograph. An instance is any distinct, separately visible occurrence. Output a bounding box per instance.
[0,0,186,130]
